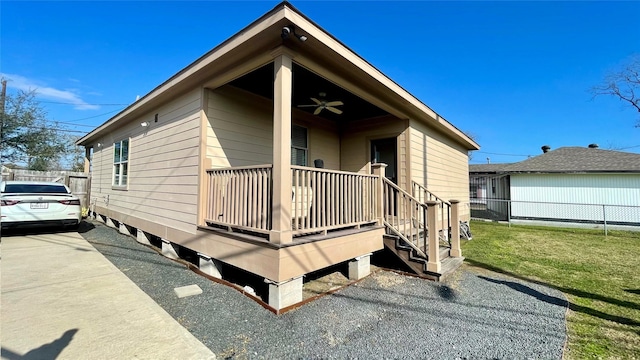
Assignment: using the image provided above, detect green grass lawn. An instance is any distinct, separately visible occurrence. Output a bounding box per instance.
[462,221,640,359]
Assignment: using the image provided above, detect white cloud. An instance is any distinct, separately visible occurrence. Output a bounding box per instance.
[0,73,99,110]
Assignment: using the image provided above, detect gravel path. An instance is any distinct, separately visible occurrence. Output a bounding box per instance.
[80,221,567,359]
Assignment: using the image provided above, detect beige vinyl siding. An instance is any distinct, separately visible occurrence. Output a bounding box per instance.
[206,86,273,167]
[206,85,340,169]
[90,88,202,233]
[340,116,405,176]
[410,119,470,220]
[295,111,340,170]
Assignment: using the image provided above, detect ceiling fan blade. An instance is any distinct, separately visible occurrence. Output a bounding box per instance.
[313,107,323,115]
[310,97,322,105]
[326,106,343,115]
[297,104,317,108]
[324,101,343,107]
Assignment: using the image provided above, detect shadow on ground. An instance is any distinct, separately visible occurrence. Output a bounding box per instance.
[1,329,78,360]
[465,258,640,327]
[1,221,94,237]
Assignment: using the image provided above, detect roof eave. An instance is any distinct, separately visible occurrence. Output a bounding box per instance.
[77,2,290,146]
[77,1,480,151]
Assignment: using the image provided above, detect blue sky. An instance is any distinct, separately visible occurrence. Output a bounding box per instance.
[2,1,639,164]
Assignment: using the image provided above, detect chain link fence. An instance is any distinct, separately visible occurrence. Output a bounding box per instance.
[471,198,640,234]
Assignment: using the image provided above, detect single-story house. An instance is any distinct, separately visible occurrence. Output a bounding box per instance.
[77,1,479,311]
[469,145,640,226]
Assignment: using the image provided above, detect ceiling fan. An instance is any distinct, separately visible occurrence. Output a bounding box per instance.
[297,92,344,115]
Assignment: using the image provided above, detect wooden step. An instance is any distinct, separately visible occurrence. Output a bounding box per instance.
[383,235,462,282]
[383,236,425,275]
[425,256,465,282]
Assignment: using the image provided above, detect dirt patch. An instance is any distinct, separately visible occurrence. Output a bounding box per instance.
[303,271,351,299]
[372,270,406,288]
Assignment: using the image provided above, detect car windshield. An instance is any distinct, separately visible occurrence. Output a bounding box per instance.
[3,184,69,194]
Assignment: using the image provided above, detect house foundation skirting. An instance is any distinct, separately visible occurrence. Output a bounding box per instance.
[92,206,383,283]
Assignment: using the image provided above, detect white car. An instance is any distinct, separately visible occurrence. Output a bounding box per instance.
[1,181,82,230]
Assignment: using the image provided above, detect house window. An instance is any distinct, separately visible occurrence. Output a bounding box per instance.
[113,139,129,187]
[291,125,307,166]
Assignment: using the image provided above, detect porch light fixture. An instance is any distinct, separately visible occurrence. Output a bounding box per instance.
[141,121,150,127]
[281,26,307,42]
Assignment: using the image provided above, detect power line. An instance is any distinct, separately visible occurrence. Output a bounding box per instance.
[38,100,129,106]
[474,151,531,157]
[46,120,97,128]
[619,144,640,150]
[474,145,640,158]
[13,125,88,135]
[55,108,123,123]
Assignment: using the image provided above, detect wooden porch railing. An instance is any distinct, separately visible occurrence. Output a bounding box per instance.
[412,181,451,245]
[291,166,379,236]
[204,165,272,234]
[204,164,379,238]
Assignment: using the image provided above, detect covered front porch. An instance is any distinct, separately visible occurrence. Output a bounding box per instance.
[191,45,463,310]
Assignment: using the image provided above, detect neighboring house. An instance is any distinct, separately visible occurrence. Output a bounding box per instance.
[468,163,512,220]
[469,146,640,226]
[77,2,479,311]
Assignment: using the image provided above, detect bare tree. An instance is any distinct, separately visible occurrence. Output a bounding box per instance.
[592,55,640,127]
[1,88,74,170]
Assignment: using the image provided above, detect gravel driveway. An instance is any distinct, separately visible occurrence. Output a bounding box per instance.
[80,221,567,359]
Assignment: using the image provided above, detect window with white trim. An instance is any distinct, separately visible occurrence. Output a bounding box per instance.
[113,139,129,187]
[291,125,307,166]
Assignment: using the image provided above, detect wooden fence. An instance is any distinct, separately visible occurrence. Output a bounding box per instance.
[1,169,91,210]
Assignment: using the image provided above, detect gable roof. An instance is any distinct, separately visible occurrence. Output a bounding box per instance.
[76,1,479,151]
[499,147,640,174]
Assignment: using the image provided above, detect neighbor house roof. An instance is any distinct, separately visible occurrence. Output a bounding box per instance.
[76,1,479,151]
[499,147,640,174]
[469,163,512,174]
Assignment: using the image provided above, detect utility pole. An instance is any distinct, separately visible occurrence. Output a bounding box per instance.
[1,79,7,154]
[0,79,6,113]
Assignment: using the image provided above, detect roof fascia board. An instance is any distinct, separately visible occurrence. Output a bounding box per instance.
[284,7,479,150]
[77,5,287,146]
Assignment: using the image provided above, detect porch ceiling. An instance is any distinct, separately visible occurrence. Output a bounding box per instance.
[229,62,389,123]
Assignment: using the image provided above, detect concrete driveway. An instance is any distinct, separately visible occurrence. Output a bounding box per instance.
[1,229,215,360]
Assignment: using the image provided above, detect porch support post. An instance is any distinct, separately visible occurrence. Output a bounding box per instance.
[371,163,387,226]
[449,200,462,257]
[161,239,179,260]
[136,229,151,245]
[348,253,372,280]
[119,222,131,236]
[197,253,222,279]
[270,50,294,245]
[105,217,116,229]
[266,276,303,310]
[425,200,441,273]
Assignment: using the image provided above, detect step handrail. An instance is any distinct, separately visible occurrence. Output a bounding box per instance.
[412,181,452,246]
[412,181,451,206]
[382,177,430,259]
